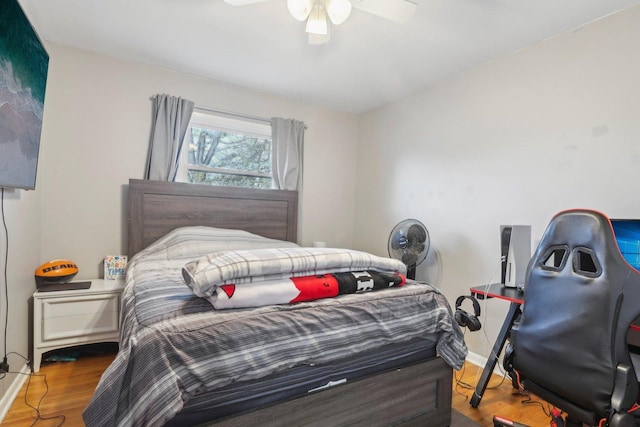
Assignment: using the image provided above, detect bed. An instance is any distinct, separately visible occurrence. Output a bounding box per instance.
[83,179,467,427]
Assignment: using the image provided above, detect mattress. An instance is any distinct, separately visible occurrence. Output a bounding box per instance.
[167,338,437,426]
[83,227,467,427]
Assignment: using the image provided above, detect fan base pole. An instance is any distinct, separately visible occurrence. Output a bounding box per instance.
[407,264,416,280]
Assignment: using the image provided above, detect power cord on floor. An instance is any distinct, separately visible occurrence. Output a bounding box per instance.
[453,360,474,397]
[25,371,66,426]
[516,388,563,425]
[3,352,65,426]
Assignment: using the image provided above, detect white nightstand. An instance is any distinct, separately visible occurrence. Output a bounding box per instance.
[32,279,125,372]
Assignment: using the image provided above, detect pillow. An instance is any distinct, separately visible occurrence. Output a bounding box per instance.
[182,246,407,298]
[131,226,300,263]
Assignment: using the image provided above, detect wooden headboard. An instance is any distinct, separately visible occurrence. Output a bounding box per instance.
[127,179,298,257]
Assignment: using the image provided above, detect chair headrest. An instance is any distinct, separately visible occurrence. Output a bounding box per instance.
[530,209,623,279]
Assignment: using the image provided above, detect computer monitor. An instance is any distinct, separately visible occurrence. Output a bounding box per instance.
[611,219,640,271]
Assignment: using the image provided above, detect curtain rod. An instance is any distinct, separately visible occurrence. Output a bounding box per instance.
[194,105,307,129]
[194,105,272,125]
[149,96,306,128]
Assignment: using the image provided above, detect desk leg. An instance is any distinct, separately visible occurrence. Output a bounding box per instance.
[469,301,521,408]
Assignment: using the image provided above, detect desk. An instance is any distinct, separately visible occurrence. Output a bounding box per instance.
[468,283,524,408]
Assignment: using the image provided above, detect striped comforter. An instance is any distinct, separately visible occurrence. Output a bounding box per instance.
[83,227,467,427]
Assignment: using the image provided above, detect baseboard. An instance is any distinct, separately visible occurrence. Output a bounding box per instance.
[0,363,30,422]
[466,350,508,378]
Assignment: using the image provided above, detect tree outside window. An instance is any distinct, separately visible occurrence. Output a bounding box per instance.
[178,112,273,188]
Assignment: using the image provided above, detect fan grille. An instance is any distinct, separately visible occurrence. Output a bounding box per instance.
[388,219,429,279]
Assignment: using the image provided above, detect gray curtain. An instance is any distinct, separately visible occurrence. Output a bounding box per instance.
[145,94,194,181]
[271,117,305,191]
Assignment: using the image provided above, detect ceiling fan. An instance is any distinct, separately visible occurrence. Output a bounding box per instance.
[224,0,417,45]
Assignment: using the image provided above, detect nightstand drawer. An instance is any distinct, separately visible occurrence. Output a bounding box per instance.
[41,293,120,341]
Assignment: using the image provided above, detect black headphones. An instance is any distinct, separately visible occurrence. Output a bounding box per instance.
[455,295,481,332]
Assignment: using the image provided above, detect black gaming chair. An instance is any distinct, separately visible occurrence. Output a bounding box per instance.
[506,209,640,427]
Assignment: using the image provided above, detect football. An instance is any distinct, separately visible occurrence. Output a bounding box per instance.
[35,259,78,288]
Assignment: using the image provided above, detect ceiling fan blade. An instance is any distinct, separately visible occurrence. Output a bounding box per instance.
[350,0,417,24]
[224,0,270,6]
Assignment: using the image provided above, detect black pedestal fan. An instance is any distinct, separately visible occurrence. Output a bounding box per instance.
[388,219,430,280]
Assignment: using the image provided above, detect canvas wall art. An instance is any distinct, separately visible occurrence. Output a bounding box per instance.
[0,0,49,190]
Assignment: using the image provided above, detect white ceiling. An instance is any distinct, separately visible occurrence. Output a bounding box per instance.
[20,0,640,114]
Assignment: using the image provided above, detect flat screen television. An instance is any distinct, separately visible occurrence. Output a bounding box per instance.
[0,0,49,190]
[611,219,640,271]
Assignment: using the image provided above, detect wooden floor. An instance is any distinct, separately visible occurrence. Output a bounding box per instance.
[452,362,553,427]
[1,351,554,427]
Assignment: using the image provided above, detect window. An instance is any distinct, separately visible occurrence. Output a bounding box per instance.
[177,111,273,188]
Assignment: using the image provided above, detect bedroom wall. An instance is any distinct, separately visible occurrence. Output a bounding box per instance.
[36,44,359,280]
[354,5,640,364]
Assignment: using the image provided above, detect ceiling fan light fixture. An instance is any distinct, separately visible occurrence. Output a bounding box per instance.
[308,32,330,45]
[287,0,313,21]
[305,2,328,35]
[325,0,352,25]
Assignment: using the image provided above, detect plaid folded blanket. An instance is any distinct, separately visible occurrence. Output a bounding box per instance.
[182,247,407,298]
